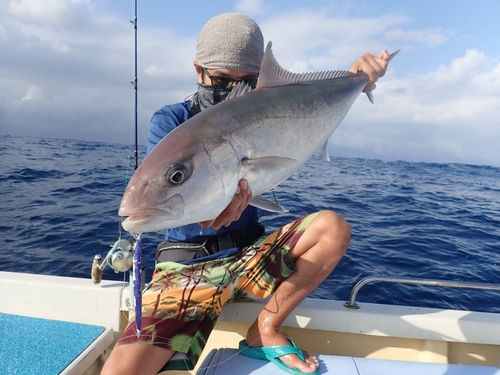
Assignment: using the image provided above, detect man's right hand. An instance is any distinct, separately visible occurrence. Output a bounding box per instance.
[199,179,252,230]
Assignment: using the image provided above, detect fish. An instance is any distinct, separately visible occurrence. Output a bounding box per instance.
[119,42,398,233]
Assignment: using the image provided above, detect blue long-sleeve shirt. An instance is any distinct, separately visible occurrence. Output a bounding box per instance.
[147,100,259,242]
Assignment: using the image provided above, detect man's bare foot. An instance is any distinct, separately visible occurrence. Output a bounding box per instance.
[245,325,319,373]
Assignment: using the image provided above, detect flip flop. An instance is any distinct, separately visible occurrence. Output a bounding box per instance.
[238,339,320,375]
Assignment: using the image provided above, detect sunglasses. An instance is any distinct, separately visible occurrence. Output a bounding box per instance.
[201,67,259,90]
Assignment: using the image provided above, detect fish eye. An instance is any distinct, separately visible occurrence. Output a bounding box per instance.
[170,170,184,183]
[166,163,191,186]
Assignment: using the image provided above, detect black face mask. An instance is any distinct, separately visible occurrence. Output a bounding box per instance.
[190,83,232,115]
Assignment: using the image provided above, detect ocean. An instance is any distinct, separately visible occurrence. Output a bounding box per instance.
[1,135,499,313]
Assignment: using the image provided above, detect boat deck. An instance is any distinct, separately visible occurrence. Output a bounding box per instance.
[196,348,500,375]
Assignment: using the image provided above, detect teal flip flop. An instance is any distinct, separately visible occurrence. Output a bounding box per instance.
[238,339,320,375]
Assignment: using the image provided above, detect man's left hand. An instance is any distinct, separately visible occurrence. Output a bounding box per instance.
[349,50,390,93]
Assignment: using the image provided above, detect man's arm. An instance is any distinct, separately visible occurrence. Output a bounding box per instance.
[147,110,178,154]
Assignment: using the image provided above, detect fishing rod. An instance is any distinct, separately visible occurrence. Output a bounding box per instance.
[92,0,139,282]
[94,0,143,338]
[130,0,143,337]
[132,0,139,170]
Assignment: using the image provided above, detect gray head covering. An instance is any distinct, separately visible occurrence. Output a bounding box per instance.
[195,13,264,73]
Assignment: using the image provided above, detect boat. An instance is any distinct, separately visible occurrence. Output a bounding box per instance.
[2,270,500,374]
[2,3,499,375]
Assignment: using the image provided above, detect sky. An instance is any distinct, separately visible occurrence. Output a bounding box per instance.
[1,0,499,167]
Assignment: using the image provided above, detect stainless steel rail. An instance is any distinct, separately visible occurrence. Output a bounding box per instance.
[344,276,500,309]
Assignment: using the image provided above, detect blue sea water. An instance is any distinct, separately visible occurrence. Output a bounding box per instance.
[1,135,499,313]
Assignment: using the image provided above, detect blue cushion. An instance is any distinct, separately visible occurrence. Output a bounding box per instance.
[0,312,106,375]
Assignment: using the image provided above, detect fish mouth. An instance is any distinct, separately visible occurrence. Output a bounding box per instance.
[121,215,174,233]
[119,194,184,233]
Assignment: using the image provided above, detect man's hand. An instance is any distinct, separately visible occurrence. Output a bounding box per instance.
[199,179,252,230]
[349,50,390,93]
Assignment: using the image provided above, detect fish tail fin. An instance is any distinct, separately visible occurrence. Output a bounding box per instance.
[365,49,400,104]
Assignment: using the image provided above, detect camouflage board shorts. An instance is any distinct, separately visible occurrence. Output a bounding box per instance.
[117,212,321,370]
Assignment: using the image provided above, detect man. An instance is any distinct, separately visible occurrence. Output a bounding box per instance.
[102,12,390,375]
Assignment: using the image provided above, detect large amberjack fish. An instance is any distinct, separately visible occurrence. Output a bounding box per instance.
[120,42,398,233]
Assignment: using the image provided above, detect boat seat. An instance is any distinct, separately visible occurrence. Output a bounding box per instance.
[196,348,500,375]
[0,312,113,375]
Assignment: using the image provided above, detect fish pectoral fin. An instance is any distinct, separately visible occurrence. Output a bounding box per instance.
[317,142,331,162]
[250,196,288,213]
[242,156,298,173]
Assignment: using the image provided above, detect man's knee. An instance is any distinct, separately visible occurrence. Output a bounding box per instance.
[316,210,351,251]
[101,340,175,375]
[101,357,130,375]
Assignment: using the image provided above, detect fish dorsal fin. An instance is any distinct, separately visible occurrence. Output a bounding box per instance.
[227,81,253,100]
[257,41,360,89]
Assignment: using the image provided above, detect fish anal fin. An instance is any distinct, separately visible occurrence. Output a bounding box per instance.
[317,142,330,162]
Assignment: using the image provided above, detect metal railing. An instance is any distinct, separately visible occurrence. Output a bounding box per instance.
[344,276,500,309]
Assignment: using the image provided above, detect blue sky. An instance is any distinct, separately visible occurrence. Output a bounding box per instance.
[1,0,499,166]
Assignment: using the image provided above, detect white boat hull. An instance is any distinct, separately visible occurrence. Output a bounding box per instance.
[1,271,499,374]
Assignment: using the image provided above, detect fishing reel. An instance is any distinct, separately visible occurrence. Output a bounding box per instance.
[101,238,134,272]
[91,239,134,284]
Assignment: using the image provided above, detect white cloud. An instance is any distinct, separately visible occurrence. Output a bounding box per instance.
[0,0,197,145]
[330,49,500,166]
[21,85,44,101]
[384,28,455,46]
[260,10,410,71]
[1,1,499,167]
[234,0,266,15]
[8,0,81,27]
[0,23,6,40]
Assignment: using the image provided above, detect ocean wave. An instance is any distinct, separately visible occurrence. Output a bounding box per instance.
[1,135,499,313]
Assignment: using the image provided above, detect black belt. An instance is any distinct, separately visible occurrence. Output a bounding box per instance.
[155,224,265,263]
[203,224,265,254]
